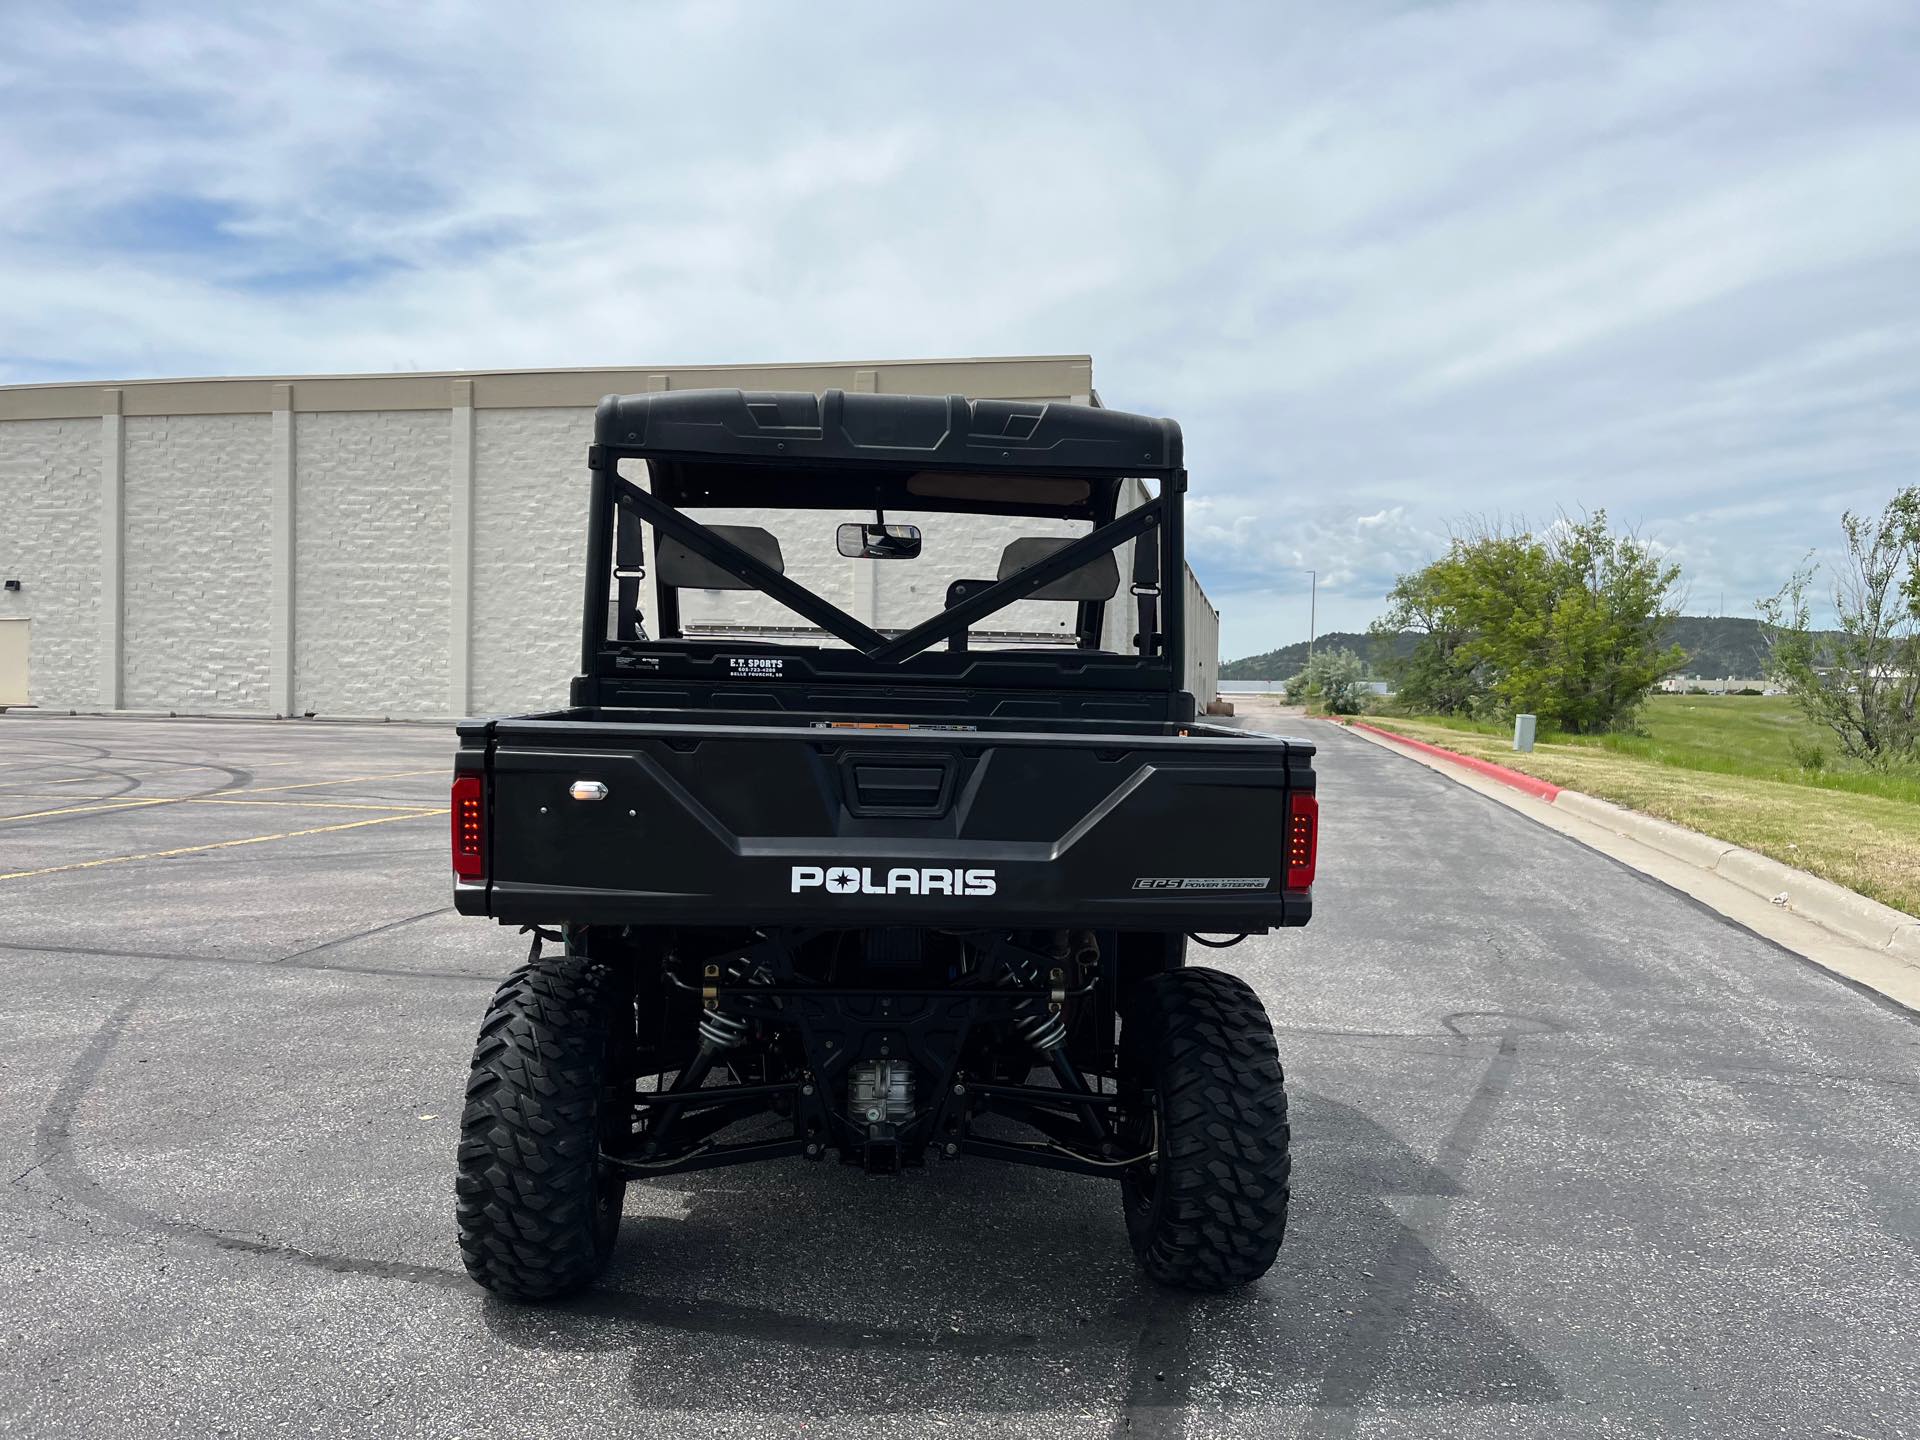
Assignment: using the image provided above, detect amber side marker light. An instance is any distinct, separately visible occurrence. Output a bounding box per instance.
[1286,790,1317,892]
[451,775,485,880]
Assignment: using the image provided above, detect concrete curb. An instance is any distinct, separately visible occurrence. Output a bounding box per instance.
[1347,720,1562,800]
[1347,719,1920,969]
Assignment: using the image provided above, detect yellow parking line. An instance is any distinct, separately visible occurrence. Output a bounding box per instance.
[0,793,149,802]
[0,757,312,779]
[0,809,450,882]
[0,796,176,823]
[234,769,444,796]
[187,798,443,813]
[0,770,443,824]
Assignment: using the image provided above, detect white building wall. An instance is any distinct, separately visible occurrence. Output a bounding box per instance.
[122,414,272,710]
[0,358,1219,718]
[293,410,450,717]
[0,418,101,708]
[470,407,593,715]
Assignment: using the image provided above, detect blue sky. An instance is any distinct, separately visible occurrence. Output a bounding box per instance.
[2,2,1917,658]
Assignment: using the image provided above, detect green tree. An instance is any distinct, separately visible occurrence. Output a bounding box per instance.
[1286,646,1369,714]
[1372,565,1484,714]
[1758,486,1920,768]
[1525,515,1688,732]
[1371,513,1685,732]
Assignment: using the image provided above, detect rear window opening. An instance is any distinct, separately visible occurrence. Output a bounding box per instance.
[612,477,1162,658]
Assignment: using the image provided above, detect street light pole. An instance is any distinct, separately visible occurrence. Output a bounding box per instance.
[1307,570,1317,666]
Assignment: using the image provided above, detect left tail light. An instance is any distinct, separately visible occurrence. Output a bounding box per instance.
[1285,789,1317,892]
[451,774,485,880]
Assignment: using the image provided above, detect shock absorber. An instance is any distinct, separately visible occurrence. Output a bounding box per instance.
[647,955,772,1159]
[697,957,772,1050]
[997,949,1068,1052]
[996,935,1109,1144]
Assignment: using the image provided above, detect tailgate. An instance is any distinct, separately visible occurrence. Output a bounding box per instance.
[467,720,1314,930]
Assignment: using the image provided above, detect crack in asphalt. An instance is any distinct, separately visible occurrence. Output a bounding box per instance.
[268,905,455,964]
[0,938,495,985]
[1289,1019,1541,1440]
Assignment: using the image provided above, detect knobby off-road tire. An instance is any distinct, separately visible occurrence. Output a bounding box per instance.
[1119,966,1291,1291]
[455,955,629,1301]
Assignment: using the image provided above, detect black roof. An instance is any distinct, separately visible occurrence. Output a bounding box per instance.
[593,388,1182,476]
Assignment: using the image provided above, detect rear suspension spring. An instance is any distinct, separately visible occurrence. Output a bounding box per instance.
[997,950,1068,1053]
[697,957,773,1050]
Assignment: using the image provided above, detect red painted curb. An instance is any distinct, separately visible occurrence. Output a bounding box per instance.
[1346,720,1563,801]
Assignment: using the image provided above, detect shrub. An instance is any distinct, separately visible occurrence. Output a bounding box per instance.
[1286,647,1368,714]
[1760,485,1919,768]
[1787,736,1828,773]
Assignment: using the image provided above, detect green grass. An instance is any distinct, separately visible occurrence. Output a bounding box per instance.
[1380,696,1920,804]
[1362,696,1920,915]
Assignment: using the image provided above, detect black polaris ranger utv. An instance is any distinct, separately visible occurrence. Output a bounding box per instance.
[450,388,1316,1298]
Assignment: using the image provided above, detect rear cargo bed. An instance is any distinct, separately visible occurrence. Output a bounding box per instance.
[456,712,1314,932]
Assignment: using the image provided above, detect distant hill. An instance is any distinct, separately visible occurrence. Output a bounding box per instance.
[1221,615,1789,682]
[1659,616,1774,679]
[1219,632,1409,681]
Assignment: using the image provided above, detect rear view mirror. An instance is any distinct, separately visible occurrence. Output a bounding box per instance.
[837,523,922,559]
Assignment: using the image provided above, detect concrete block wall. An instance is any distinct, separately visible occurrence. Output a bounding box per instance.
[122,414,272,710]
[0,418,101,707]
[470,407,592,716]
[293,410,450,717]
[0,356,1217,716]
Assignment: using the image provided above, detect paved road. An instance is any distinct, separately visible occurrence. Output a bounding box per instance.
[1,713,1916,1438]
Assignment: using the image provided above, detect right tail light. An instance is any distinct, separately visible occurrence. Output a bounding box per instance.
[1286,790,1317,892]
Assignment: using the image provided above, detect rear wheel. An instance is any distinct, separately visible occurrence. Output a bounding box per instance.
[455,954,630,1301]
[1118,966,1291,1291]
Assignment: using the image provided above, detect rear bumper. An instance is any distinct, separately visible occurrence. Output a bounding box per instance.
[459,875,1310,931]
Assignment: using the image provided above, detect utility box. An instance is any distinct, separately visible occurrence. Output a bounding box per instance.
[1513,713,1537,753]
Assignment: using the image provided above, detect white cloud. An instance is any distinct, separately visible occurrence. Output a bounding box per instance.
[2,1,1917,660]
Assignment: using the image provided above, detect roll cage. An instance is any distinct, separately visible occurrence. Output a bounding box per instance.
[573,388,1191,717]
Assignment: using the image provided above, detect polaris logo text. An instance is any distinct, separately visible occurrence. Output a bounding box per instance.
[791,866,996,897]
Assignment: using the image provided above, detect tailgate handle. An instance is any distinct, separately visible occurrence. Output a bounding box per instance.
[844,756,954,816]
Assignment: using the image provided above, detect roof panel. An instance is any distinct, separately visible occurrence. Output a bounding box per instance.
[594,388,1181,475]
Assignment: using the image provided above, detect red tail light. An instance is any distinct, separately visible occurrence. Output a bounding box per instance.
[1286,790,1317,892]
[451,774,485,880]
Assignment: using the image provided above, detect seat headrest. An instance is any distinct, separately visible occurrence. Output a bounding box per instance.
[996,536,1120,602]
[656,525,785,590]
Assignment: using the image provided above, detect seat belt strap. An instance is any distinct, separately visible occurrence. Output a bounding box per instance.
[1132,532,1161,657]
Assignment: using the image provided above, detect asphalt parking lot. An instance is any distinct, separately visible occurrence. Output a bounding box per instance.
[2,712,1917,1439]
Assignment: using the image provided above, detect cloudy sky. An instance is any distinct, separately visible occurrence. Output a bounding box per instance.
[3,2,1916,658]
